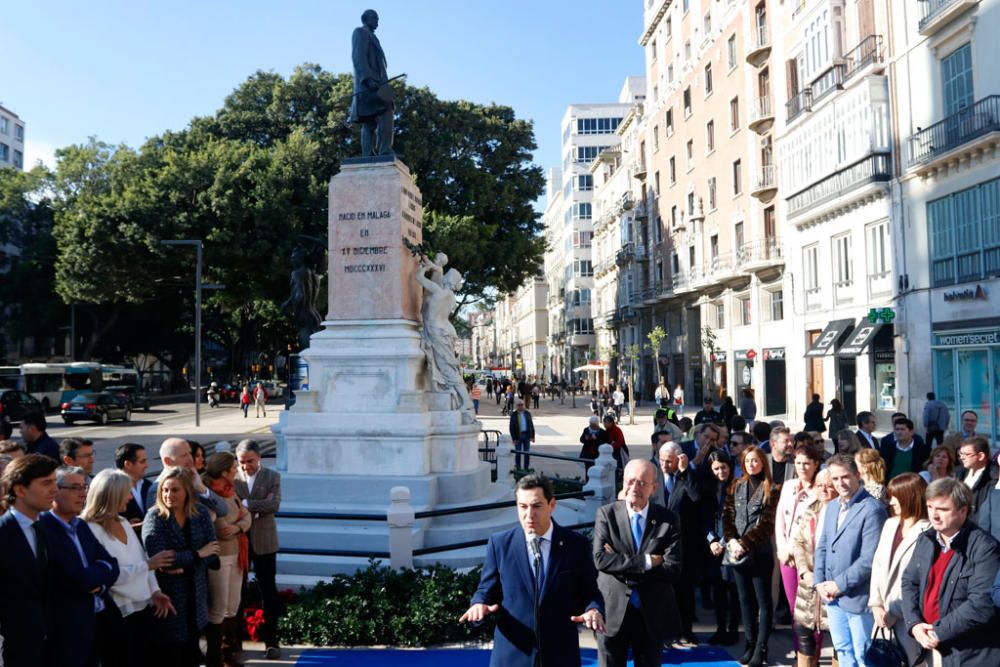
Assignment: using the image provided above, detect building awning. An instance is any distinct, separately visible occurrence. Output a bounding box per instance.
[837,322,884,358]
[805,319,856,357]
[573,364,607,372]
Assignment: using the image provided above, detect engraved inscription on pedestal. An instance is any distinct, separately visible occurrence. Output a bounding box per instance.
[328,159,423,321]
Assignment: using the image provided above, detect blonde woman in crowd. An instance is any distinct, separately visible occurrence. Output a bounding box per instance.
[855,448,887,500]
[142,467,220,667]
[203,452,252,667]
[919,445,956,483]
[868,473,930,667]
[791,469,837,667]
[83,468,177,667]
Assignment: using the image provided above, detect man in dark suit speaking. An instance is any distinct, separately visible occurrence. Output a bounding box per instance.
[594,459,682,666]
[460,474,605,666]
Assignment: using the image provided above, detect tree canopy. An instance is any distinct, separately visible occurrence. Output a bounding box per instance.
[36,64,546,372]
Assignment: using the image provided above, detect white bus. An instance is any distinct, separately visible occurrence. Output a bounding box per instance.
[19,362,103,410]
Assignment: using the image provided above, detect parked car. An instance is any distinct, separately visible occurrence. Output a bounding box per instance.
[0,389,44,426]
[61,392,130,425]
[105,385,152,411]
[260,381,284,399]
[220,384,241,401]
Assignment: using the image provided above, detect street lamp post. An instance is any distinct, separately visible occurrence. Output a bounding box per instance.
[160,239,223,427]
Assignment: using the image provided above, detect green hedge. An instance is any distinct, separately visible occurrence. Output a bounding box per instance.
[278,561,494,647]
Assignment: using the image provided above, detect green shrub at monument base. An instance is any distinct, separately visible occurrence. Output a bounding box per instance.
[279,561,493,647]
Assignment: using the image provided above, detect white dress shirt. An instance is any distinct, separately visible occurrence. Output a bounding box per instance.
[88,516,161,617]
[524,523,553,579]
[9,508,38,557]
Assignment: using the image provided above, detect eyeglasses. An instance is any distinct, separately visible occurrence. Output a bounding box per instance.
[624,478,651,488]
[59,484,89,493]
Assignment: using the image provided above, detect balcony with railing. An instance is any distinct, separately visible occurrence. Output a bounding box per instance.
[787,152,892,218]
[786,89,814,123]
[749,95,775,134]
[615,243,635,265]
[630,161,648,181]
[747,24,771,67]
[919,0,981,36]
[751,165,777,201]
[908,96,1000,171]
[843,35,885,83]
[736,238,784,273]
[811,63,846,104]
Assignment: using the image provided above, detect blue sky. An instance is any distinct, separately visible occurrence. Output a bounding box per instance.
[9,1,644,190]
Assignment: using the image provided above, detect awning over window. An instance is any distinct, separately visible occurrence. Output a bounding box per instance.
[837,322,883,358]
[805,319,856,357]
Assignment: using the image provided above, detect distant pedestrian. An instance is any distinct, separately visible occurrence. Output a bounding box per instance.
[673,383,685,416]
[720,395,738,431]
[485,377,493,399]
[471,384,481,415]
[508,399,535,470]
[254,382,268,418]
[922,391,950,449]
[240,386,251,418]
[739,388,757,423]
[655,379,671,408]
[825,399,848,437]
[803,394,825,433]
[612,387,624,419]
[531,383,540,409]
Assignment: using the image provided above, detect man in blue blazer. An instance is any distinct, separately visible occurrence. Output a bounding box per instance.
[39,465,120,667]
[0,454,60,667]
[814,454,887,667]
[461,474,605,666]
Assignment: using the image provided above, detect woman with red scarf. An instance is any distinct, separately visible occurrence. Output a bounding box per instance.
[203,452,252,667]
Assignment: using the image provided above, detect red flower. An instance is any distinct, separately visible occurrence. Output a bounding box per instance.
[243,608,266,642]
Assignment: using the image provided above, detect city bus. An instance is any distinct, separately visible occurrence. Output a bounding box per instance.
[19,362,103,410]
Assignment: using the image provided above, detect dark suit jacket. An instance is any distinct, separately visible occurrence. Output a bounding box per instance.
[349,25,389,121]
[653,468,703,574]
[38,512,120,667]
[593,501,682,641]
[122,478,153,524]
[960,462,999,523]
[508,410,535,441]
[879,437,930,476]
[471,522,603,667]
[235,466,282,555]
[901,523,1000,667]
[27,432,60,460]
[855,429,878,449]
[0,510,50,667]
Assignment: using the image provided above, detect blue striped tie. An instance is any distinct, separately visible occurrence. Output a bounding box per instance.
[630,513,642,608]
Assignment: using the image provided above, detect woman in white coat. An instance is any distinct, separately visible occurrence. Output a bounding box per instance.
[868,472,930,667]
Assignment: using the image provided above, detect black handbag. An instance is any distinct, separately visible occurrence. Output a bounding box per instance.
[864,627,908,667]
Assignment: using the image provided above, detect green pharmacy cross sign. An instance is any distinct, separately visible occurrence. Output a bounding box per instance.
[867,308,895,324]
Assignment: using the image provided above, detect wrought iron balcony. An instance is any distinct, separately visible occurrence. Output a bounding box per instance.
[908,95,1000,168]
[786,89,813,122]
[787,152,891,217]
[751,165,777,201]
[615,243,635,265]
[736,238,784,272]
[919,0,981,36]
[843,35,884,83]
[749,96,775,134]
[747,24,771,67]
[811,63,846,103]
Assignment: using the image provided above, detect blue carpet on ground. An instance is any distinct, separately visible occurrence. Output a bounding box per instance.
[296,646,740,665]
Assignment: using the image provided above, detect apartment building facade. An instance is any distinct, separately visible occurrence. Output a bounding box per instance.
[544,81,644,382]
[631,0,787,411]
[0,105,25,171]
[890,0,1000,445]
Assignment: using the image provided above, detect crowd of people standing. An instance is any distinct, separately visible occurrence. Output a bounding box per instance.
[0,412,284,667]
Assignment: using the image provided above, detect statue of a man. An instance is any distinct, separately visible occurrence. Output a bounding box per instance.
[416,256,472,416]
[281,246,322,350]
[349,9,394,157]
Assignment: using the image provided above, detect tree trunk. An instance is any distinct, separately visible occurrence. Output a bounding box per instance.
[79,305,120,360]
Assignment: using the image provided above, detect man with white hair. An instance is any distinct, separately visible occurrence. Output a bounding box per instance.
[146,438,229,517]
[655,441,702,646]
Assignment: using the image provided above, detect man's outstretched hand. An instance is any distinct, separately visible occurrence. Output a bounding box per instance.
[459,603,499,623]
[571,608,606,634]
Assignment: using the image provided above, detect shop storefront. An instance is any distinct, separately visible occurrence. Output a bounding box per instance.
[734,350,754,395]
[931,327,1000,447]
[711,350,728,399]
[762,347,787,416]
[837,321,896,422]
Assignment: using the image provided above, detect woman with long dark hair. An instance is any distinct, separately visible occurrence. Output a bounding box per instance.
[703,449,740,646]
[723,445,781,667]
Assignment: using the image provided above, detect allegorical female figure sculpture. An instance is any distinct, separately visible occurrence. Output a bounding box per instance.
[416,255,472,417]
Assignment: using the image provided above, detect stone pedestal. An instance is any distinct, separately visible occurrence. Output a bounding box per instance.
[275,157,515,580]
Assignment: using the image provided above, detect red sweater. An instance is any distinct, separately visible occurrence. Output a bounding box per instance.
[922,546,956,624]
